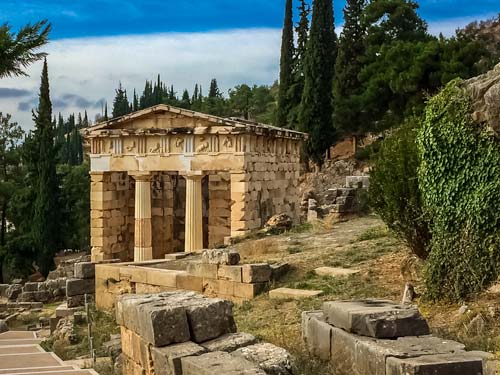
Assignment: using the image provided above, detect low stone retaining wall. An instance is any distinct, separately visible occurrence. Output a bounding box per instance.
[302,299,499,375]
[96,249,273,311]
[65,262,96,308]
[116,292,293,375]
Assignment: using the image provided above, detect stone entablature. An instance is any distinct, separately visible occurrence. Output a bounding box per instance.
[83,105,307,263]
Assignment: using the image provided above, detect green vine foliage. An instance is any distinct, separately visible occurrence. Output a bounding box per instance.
[417,80,500,300]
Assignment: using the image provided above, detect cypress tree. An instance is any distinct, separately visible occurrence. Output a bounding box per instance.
[32,59,60,276]
[288,0,311,129]
[133,89,139,111]
[180,89,191,109]
[276,0,295,128]
[299,0,337,166]
[104,102,108,121]
[112,82,130,118]
[333,0,366,136]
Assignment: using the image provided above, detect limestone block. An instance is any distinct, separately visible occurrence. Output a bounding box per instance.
[74,262,96,279]
[217,266,243,282]
[187,263,218,279]
[120,266,148,283]
[147,269,186,288]
[302,312,332,361]
[66,278,95,297]
[241,264,272,283]
[55,302,82,318]
[234,282,267,300]
[269,288,322,300]
[121,326,152,370]
[118,353,146,375]
[314,267,360,277]
[201,332,257,353]
[322,299,429,339]
[23,282,39,292]
[67,294,94,308]
[151,341,206,375]
[201,249,240,265]
[176,274,204,292]
[233,343,294,375]
[386,354,483,375]
[180,351,266,375]
[270,262,290,280]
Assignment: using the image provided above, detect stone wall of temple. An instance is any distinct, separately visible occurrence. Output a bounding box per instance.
[90,172,133,262]
[208,172,231,247]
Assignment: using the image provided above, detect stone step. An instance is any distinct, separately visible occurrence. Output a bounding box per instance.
[314,267,360,277]
[0,366,76,374]
[0,352,64,371]
[322,299,429,338]
[269,288,323,300]
[0,371,98,375]
[0,345,43,355]
[0,331,37,340]
[0,339,42,346]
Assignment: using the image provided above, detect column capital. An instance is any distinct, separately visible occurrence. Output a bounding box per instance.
[180,170,205,179]
[129,171,152,181]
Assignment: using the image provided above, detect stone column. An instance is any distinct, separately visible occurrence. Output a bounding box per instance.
[183,172,204,253]
[132,172,152,262]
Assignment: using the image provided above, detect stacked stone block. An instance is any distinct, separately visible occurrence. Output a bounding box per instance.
[303,299,497,375]
[208,172,231,247]
[116,292,293,375]
[151,172,175,258]
[66,262,96,308]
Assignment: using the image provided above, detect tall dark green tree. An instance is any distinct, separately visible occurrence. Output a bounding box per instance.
[205,79,225,116]
[333,0,366,136]
[299,0,337,165]
[31,59,60,276]
[276,0,295,128]
[112,82,131,118]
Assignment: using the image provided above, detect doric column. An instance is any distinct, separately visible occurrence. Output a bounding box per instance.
[183,172,204,253]
[132,172,152,262]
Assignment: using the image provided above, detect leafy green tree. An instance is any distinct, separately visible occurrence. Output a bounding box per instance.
[31,59,60,276]
[0,20,51,78]
[299,0,337,165]
[0,113,24,281]
[179,89,191,109]
[112,82,131,118]
[276,0,295,127]
[334,0,366,136]
[228,84,253,119]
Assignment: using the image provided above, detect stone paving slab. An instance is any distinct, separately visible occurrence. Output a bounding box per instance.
[386,353,484,375]
[201,332,257,353]
[181,351,266,375]
[0,338,42,346]
[0,352,64,370]
[0,331,36,339]
[0,344,43,355]
[0,366,76,374]
[269,288,323,300]
[323,299,429,338]
[314,267,360,277]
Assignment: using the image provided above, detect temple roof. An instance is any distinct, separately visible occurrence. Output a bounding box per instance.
[83,104,307,140]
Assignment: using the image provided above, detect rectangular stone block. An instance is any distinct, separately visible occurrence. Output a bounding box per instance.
[386,354,483,375]
[24,282,39,292]
[187,263,218,279]
[269,288,322,300]
[66,278,95,297]
[232,343,294,375]
[67,294,94,308]
[176,274,204,292]
[201,332,257,353]
[121,326,152,370]
[234,282,267,300]
[217,266,242,282]
[151,341,206,375]
[147,269,186,288]
[322,299,429,339]
[120,353,147,375]
[241,264,272,283]
[201,249,240,265]
[180,351,266,375]
[302,312,332,361]
[74,262,96,279]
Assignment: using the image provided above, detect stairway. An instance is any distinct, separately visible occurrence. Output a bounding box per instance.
[0,331,98,375]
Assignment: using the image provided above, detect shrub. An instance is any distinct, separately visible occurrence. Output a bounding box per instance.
[369,120,431,259]
[418,80,500,300]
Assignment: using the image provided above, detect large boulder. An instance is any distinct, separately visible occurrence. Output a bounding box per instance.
[461,63,500,137]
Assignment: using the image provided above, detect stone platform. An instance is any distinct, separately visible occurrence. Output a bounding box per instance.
[303,299,498,375]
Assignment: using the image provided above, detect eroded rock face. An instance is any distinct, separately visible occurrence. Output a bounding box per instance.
[461,63,500,136]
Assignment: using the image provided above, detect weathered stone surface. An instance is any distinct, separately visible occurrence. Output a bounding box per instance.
[0,319,8,333]
[264,214,293,233]
[24,282,39,292]
[201,332,257,353]
[233,343,294,375]
[0,284,8,297]
[187,263,218,279]
[301,311,332,360]
[6,284,22,300]
[323,299,429,338]
[67,294,94,308]
[461,63,500,137]
[74,262,96,279]
[269,288,323,300]
[55,302,82,317]
[165,252,190,260]
[151,341,206,375]
[346,176,370,189]
[217,265,243,282]
[386,353,483,375]
[201,249,240,265]
[241,264,272,284]
[270,262,290,281]
[66,278,95,297]
[314,267,360,277]
[181,351,266,375]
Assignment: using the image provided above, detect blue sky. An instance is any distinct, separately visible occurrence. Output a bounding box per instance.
[2,0,499,39]
[0,0,498,129]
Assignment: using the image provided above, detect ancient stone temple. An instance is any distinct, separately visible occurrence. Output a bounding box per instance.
[83,105,306,263]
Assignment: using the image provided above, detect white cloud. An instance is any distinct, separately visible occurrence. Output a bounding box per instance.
[0,28,281,130]
[427,13,498,36]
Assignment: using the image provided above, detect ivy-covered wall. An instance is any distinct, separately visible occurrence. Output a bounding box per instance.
[417,80,500,300]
